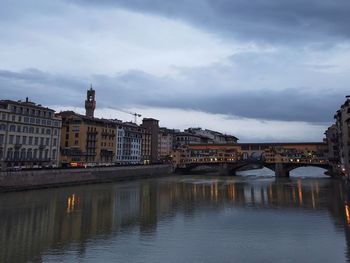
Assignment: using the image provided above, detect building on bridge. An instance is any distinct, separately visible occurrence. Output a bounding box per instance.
[172,143,329,177]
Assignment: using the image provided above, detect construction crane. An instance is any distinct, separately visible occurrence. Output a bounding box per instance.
[108,106,142,124]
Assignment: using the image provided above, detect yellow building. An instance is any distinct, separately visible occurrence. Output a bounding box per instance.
[58,111,116,165]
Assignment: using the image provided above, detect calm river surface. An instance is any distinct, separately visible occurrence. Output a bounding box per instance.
[1,168,350,263]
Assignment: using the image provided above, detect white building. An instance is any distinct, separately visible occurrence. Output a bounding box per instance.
[116,122,142,164]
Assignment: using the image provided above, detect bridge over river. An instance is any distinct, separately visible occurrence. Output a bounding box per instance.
[173,142,332,177]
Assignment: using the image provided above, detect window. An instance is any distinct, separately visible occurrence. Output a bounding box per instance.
[36,118,40,124]
[18,116,22,122]
[0,134,4,144]
[20,149,26,159]
[40,137,44,145]
[75,133,79,138]
[0,124,6,131]
[29,136,33,145]
[46,138,49,146]
[54,129,58,135]
[41,119,46,125]
[27,149,32,160]
[11,115,15,121]
[34,149,38,159]
[2,114,6,120]
[45,149,48,159]
[29,127,34,133]
[9,125,15,132]
[53,138,57,146]
[41,128,45,134]
[30,118,35,123]
[9,135,14,144]
[16,125,21,132]
[7,148,13,159]
[65,134,69,140]
[36,128,39,133]
[52,149,57,159]
[23,126,28,133]
[24,117,29,123]
[22,136,27,145]
[34,137,39,145]
[46,129,51,135]
[16,135,20,144]
[74,140,78,145]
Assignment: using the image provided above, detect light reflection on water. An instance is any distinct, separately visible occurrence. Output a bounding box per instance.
[0,168,350,263]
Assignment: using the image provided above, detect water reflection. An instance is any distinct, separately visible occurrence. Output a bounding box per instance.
[0,175,350,262]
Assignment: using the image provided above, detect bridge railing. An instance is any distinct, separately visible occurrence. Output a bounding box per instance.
[265,157,329,165]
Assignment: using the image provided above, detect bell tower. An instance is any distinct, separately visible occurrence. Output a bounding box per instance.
[85,85,96,118]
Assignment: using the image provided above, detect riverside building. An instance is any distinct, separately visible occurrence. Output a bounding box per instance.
[0,98,62,170]
[141,118,159,163]
[58,88,116,166]
[116,121,142,164]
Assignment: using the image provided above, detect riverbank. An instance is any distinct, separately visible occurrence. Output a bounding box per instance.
[0,164,173,192]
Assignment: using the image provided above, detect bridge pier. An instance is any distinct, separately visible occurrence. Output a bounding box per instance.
[218,163,236,176]
[274,163,289,178]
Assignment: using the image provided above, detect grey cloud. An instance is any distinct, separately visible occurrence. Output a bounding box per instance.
[0,68,344,123]
[68,0,350,45]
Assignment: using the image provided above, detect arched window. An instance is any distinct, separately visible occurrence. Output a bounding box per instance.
[20,148,26,160]
[7,148,13,159]
[27,149,32,160]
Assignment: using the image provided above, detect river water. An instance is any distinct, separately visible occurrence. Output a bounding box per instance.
[1,168,350,263]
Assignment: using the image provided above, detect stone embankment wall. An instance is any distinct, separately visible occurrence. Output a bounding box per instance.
[0,165,173,192]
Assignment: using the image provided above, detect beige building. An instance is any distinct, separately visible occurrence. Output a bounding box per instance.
[0,99,62,170]
[158,128,174,162]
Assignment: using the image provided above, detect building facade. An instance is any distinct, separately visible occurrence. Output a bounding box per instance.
[141,126,152,164]
[185,127,238,144]
[0,99,62,170]
[158,128,174,162]
[330,98,350,177]
[141,118,159,163]
[324,124,340,173]
[59,111,116,165]
[173,132,211,148]
[116,122,142,164]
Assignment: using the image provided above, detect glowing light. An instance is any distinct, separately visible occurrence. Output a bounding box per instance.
[298,180,303,205]
[345,203,350,225]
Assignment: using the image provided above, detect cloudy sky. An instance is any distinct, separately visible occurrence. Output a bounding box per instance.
[1,0,350,141]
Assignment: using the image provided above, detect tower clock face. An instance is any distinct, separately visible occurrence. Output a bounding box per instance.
[89,96,93,102]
